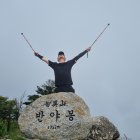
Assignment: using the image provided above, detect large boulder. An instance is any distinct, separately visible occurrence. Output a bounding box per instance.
[18,92,120,140]
[18,92,92,140]
[86,116,120,140]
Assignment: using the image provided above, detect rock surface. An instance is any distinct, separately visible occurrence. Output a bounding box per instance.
[18,92,92,140]
[18,92,120,140]
[86,116,120,140]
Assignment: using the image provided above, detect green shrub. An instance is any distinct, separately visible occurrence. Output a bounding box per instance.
[7,121,25,140]
[0,119,7,137]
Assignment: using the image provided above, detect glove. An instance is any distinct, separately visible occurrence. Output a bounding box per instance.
[34,52,43,59]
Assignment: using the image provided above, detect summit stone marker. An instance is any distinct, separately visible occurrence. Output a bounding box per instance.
[18,92,120,140]
[18,92,92,140]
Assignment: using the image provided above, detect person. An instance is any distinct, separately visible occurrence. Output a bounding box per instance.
[34,47,91,93]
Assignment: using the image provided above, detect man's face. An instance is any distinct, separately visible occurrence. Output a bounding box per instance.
[57,54,66,62]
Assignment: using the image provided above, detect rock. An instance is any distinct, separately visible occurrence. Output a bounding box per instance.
[86,116,120,140]
[18,92,92,140]
[18,92,120,140]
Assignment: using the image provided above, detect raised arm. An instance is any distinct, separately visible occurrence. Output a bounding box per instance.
[34,52,49,64]
[73,47,91,62]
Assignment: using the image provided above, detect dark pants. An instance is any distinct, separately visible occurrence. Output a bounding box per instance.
[54,85,75,93]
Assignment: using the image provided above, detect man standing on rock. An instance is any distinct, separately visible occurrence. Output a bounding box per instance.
[34,47,91,93]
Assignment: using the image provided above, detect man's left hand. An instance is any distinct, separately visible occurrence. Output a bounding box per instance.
[86,47,91,52]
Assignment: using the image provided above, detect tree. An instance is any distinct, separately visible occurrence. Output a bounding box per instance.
[0,96,19,132]
[24,79,55,105]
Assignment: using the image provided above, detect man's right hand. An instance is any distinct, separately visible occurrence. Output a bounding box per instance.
[34,52,48,64]
[34,52,43,60]
[34,52,39,56]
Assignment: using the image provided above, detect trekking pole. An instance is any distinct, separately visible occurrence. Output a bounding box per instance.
[21,33,36,53]
[87,23,110,57]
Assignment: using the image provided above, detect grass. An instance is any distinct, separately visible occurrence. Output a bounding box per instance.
[0,121,25,140]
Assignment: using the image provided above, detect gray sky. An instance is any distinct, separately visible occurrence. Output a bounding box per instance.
[0,0,140,139]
